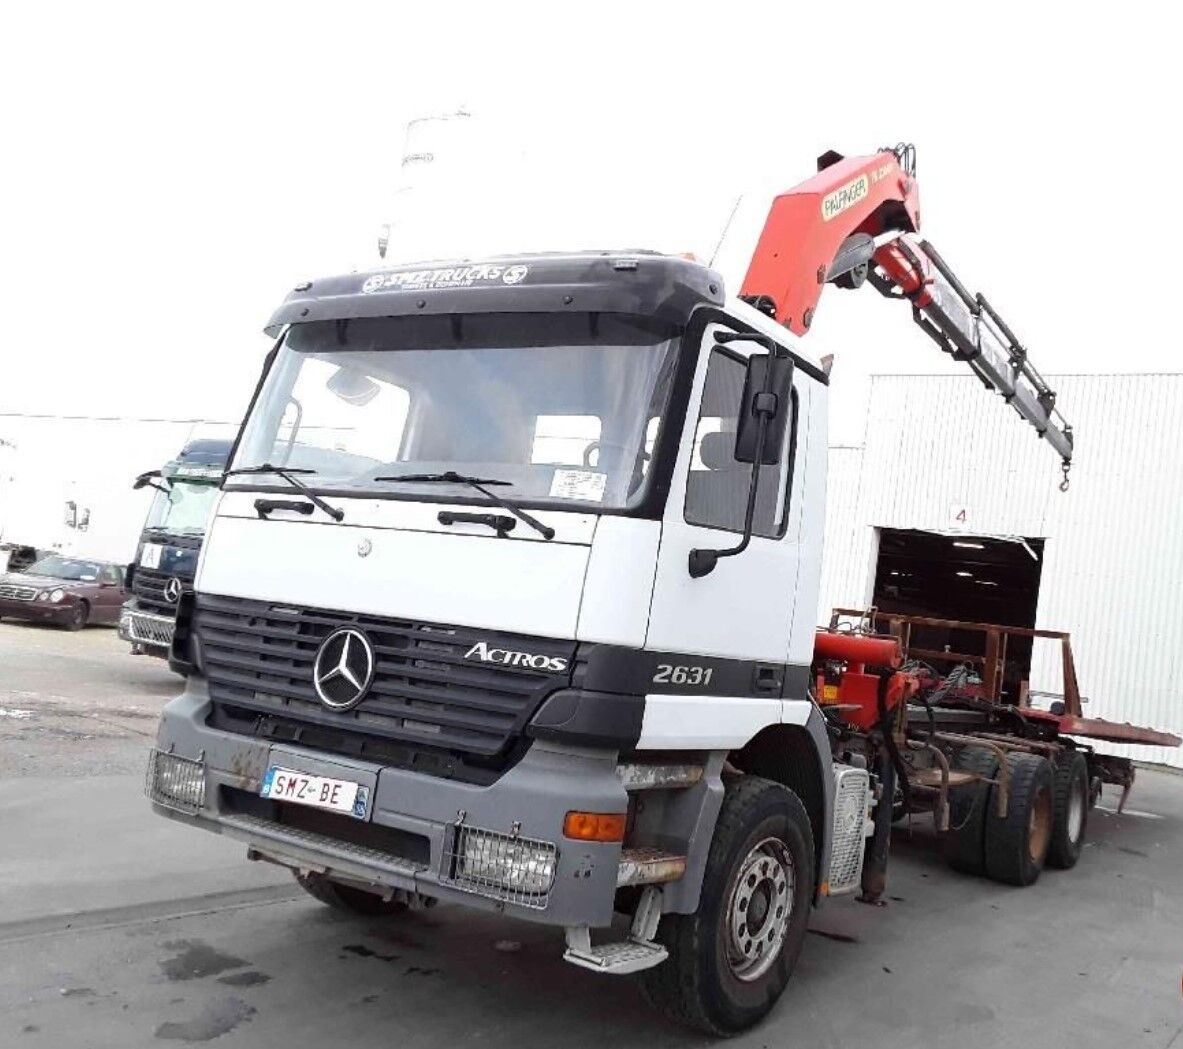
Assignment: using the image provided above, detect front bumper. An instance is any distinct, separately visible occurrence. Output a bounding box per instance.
[148,677,628,928]
[0,596,74,624]
[119,604,174,653]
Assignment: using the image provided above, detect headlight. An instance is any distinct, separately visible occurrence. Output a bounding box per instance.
[456,829,557,896]
[49,588,66,604]
[36,591,49,601]
[145,750,206,810]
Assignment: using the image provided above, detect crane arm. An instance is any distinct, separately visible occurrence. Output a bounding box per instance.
[737,145,1074,475]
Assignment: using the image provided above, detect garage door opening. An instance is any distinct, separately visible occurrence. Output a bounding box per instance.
[871,528,1045,702]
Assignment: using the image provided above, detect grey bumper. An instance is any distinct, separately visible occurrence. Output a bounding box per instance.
[150,677,628,928]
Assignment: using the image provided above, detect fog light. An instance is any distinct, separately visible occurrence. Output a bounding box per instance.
[145,749,206,811]
[446,826,557,907]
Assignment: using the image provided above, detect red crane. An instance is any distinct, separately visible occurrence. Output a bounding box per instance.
[738,145,1074,484]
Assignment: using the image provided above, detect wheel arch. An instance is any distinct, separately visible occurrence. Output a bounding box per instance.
[729,724,829,897]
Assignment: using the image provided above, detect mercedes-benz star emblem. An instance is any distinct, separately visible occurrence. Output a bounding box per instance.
[163,577,183,604]
[312,627,375,711]
[357,538,372,558]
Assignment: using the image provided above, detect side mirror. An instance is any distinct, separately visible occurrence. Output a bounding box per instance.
[734,352,795,464]
[133,470,171,495]
[689,333,795,579]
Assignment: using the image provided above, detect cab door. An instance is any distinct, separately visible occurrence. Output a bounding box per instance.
[645,317,811,666]
[94,564,126,623]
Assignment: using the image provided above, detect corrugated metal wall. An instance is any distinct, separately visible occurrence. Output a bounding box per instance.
[818,374,1183,769]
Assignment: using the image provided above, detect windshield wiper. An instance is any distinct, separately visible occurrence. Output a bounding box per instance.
[372,471,555,540]
[224,464,345,522]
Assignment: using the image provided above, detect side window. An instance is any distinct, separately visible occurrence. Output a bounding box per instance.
[102,565,122,585]
[684,346,795,538]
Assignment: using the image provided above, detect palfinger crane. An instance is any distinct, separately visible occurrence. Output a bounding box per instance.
[735,144,1074,486]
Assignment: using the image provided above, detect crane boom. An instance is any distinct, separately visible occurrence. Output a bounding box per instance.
[737,145,1074,475]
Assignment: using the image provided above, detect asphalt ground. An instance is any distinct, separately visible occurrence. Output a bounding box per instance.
[2,620,1181,1048]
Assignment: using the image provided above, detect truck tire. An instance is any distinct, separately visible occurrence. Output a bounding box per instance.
[1047,750,1089,869]
[947,746,999,876]
[293,871,407,917]
[640,777,814,1036]
[984,753,1053,886]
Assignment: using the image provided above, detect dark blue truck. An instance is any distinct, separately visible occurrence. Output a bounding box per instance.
[120,438,231,658]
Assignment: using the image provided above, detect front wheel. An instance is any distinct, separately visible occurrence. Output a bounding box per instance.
[65,602,89,631]
[640,777,815,1035]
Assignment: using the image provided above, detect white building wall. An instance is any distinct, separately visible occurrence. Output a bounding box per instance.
[819,374,1183,769]
[0,415,235,563]
[817,445,874,624]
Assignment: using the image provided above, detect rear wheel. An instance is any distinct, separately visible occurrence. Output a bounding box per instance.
[640,777,814,1035]
[293,871,408,916]
[947,747,999,876]
[984,753,1053,886]
[1047,750,1089,869]
[65,602,89,631]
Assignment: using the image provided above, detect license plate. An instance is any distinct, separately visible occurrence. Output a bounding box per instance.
[260,766,369,819]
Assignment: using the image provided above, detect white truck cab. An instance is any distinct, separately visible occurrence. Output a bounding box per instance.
[148,251,859,1034]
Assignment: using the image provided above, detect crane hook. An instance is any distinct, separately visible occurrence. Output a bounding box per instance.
[1059,459,1071,493]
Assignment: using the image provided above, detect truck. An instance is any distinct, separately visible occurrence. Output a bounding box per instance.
[145,145,1178,1034]
[120,438,231,657]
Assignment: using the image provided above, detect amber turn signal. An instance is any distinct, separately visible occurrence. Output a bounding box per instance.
[563,811,627,842]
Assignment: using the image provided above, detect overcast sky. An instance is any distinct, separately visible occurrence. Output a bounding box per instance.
[3,1,1178,447]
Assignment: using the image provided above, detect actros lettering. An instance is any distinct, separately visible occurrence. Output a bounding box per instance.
[464,641,568,673]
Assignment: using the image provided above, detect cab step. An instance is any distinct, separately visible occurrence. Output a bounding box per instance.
[563,886,667,975]
[563,936,668,975]
[617,847,687,887]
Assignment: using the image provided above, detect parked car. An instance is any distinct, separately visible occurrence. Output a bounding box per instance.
[0,554,125,630]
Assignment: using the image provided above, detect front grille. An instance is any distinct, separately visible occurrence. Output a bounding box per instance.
[0,584,36,601]
[133,568,185,615]
[195,594,573,769]
[124,608,175,647]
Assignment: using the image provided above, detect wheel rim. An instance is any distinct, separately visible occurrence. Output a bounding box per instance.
[73,606,85,627]
[724,837,794,982]
[1066,774,1085,843]
[1028,786,1052,862]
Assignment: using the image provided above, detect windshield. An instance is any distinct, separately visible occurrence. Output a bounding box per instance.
[144,479,220,535]
[25,555,103,581]
[230,313,679,509]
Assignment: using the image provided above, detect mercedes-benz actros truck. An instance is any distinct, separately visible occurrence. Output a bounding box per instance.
[146,146,1082,1033]
[121,438,231,657]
